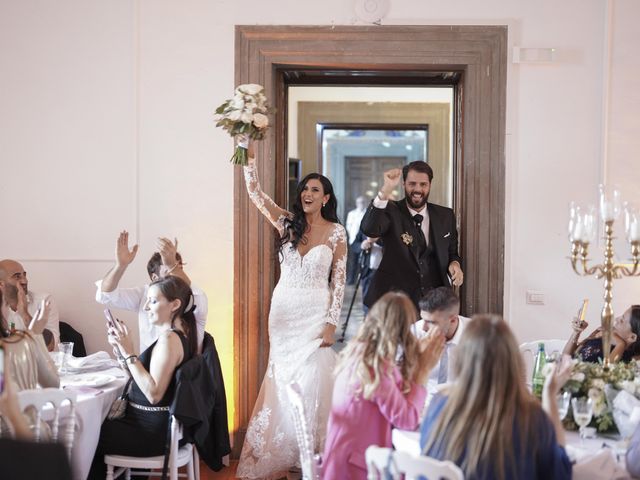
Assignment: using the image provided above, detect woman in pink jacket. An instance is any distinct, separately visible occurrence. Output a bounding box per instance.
[322,291,444,479]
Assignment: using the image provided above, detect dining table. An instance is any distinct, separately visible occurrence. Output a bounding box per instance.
[55,361,128,480]
[392,428,632,479]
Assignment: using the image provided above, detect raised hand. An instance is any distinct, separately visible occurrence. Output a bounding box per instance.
[380,168,403,199]
[116,231,139,268]
[156,237,179,267]
[570,316,588,334]
[28,299,51,335]
[544,354,573,397]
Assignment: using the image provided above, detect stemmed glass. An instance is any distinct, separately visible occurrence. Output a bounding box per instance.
[557,392,571,420]
[571,397,594,446]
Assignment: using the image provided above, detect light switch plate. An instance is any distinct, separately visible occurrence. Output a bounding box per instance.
[526,290,545,305]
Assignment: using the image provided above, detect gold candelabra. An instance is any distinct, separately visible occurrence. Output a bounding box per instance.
[570,206,640,368]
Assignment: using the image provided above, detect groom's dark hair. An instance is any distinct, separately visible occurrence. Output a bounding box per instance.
[402,161,433,183]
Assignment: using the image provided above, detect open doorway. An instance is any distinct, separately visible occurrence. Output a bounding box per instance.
[233,25,506,453]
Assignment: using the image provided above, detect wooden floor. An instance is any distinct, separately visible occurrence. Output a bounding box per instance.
[200,460,238,479]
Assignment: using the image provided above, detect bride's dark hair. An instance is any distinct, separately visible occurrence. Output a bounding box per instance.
[278,173,340,253]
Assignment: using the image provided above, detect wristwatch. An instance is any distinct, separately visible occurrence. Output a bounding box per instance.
[125,355,138,365]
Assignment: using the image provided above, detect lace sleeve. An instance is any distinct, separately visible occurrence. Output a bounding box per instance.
[243,163,290,234]
[327,224,347,326]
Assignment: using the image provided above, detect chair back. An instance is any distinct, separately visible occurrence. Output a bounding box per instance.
[365,445,464,480]
[519,339,566,386]
[17,388,77,458]
[286,382,319,480]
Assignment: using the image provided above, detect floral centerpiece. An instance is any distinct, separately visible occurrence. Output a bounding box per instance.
[558,359,640,432]
[214,84,273,165]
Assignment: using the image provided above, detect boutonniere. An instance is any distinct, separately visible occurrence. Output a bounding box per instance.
[401,232,413,246]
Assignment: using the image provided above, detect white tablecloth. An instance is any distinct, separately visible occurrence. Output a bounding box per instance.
[392,428,631,479]
[61,367,128,480]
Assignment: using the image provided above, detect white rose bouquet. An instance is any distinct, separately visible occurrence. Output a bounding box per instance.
[214,84,272,165]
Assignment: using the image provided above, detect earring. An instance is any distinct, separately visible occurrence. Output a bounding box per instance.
[322,203,326,207]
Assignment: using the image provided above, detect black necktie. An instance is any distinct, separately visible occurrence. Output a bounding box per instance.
[413,214,427,256]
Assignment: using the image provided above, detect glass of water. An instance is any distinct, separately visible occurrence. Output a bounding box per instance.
[58,342,74,375]
[557,392,571,420]
[571,397,593,445]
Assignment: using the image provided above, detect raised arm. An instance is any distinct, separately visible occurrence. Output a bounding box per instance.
[562,317,589,356]
[101,231,139,293]
[360,168,401,237]
[243,146,290,234]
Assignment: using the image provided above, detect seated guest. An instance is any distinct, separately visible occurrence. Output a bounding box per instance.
[0,290,59,391]
[563,305,640,362]
[412,287,470,392]
[88,275,197,479]
[420,314,572,480]
[95,231,208,352]
[0,358,72,480]
[322,291,445,480]
[0,259,61,348]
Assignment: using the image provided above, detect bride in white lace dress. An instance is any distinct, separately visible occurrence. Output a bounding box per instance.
[237,142,347,479]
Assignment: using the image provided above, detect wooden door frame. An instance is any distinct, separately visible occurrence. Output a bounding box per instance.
[233,25,507,454]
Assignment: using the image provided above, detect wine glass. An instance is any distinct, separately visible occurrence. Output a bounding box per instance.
[571,397,593,446]
[557,392,571,420]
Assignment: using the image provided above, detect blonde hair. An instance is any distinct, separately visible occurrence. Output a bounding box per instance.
[336,291,419,400]
[422,314,539,480]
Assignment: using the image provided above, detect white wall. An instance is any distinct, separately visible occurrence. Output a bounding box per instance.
[2,0,640,426]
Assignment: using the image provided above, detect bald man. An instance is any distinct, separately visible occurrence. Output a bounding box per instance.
[0,259,60,347]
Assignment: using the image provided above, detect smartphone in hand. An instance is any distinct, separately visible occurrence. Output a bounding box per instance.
[578,299,589,328]
[104,309,116,329]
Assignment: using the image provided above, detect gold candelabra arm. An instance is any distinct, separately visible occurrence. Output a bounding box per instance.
[570,241,604,276]
[617,242,640,277]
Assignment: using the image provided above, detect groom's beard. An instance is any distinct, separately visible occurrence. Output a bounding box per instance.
[405,192,428,210]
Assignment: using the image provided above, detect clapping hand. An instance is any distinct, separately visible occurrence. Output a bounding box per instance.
[116,231,139,268]
[15,285,30,322]
[28,299,51,335]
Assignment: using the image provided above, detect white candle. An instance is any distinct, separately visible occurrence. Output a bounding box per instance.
[572,215,585,242]
[601,201,615,221]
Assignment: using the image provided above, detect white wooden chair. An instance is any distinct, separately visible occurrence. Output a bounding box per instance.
[365,445,464,480]
[16,387,78,458]
[103,415,197,480]
[519,339,567,387]
[286,382,320,480]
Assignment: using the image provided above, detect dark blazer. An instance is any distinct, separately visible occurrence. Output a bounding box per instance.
[360,199,462,308]
[172,332,231,471]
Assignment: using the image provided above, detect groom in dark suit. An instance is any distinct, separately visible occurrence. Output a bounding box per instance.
[360,161,463,309]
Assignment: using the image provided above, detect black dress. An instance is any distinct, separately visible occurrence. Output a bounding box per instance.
[88,330,191,480]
